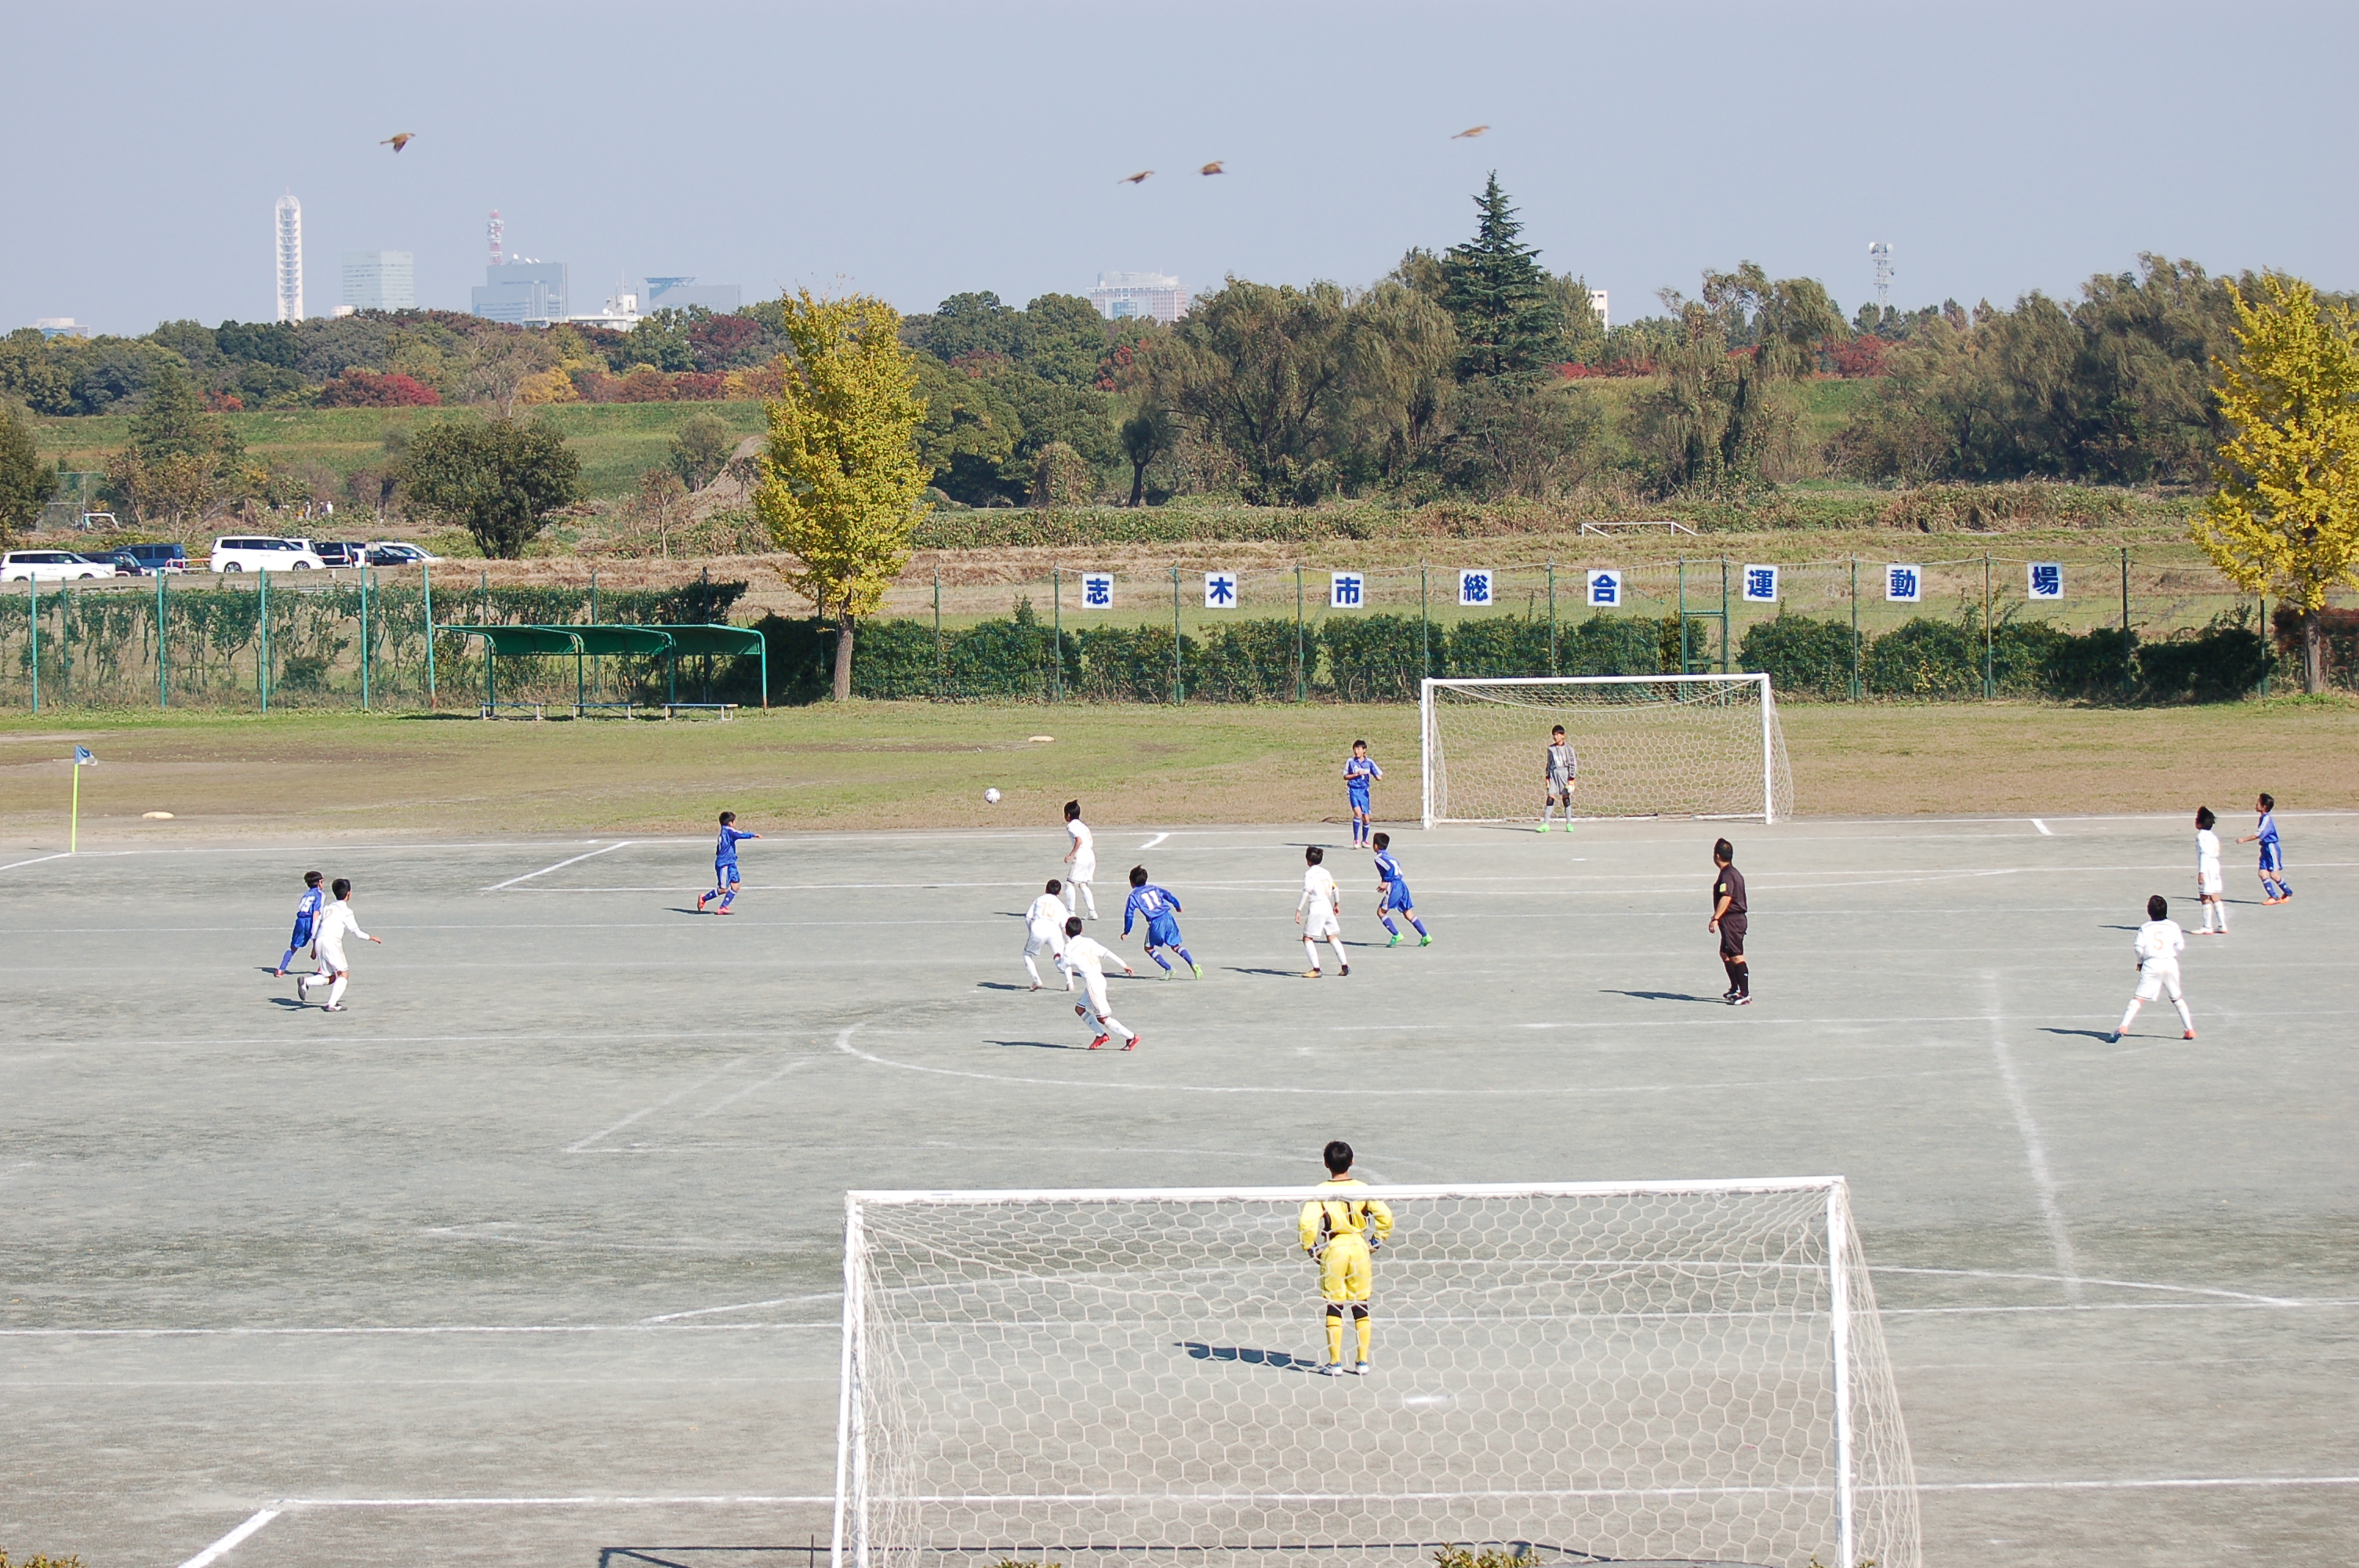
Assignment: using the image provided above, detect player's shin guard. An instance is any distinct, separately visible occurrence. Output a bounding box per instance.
[1380,914,1399,936]
[1148,948,1172,971]
[2173,996,2194,1030]
[1023,954,1044,986]
[1327,938,1348,970]
[327,975,347,1007]
[278,946,300,973]
[1353,1304,1372,1363]
[1303,938,1321,971]
[1080,884,1097,918]
[2117,998,2143,1035]
[1325,1305,1344,1364]
[718,888,736,910]
[1410,917,1427,936]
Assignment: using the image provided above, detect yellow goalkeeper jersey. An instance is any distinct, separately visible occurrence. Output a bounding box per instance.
[1299,1176,1394,1252]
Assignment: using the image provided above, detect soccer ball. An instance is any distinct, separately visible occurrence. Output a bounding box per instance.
[983,788,1001,805]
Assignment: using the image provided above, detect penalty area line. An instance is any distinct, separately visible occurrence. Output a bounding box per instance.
[483,841,633,892]
[175,1507,282,1568]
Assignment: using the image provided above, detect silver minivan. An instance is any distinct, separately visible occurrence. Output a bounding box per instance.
[209,536,326,572]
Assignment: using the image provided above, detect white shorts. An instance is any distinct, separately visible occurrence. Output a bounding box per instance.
[1303,909,1339,940]
[1070,855,1096,884]
[1078,972,1112,1020]
[2135,960,2183,1002]
[1024,928,1065,960]
[2198,869,2223,895]
[315,946,349,975]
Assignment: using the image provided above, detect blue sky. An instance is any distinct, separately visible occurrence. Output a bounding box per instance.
[5,0,2351,336]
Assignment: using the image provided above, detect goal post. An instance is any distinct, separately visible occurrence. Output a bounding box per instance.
[1419,674,1794,828]
[834,1178,1918,1568]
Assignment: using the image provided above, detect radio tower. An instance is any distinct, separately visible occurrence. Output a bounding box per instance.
[488,210,505,268]
[1869,241,1894,310]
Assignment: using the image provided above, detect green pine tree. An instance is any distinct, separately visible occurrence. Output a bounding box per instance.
[1440,173,1565,380]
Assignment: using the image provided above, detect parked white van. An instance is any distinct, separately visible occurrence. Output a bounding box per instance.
[209,536,326,572]
[1,550,118,582]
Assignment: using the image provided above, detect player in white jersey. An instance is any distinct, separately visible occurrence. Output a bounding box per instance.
[2114,893,2194,1042]
[296,877,383,1013]
[2193,806,2228,935]
[1058,916,1138,1050]
[1296,844,1348,978]
[1061,799,1099,920]
[1023,879,1074,991]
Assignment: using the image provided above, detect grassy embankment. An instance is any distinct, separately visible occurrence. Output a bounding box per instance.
[3,698,2351,848]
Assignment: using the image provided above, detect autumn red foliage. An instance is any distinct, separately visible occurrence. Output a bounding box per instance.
[570,368,728,403]
[318,369,442,408]
[1821,336,1892,377]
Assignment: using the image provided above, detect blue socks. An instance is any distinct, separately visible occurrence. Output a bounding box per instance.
[1149,949,1172,971]
[1411,917,1428,935]
[278,946,302,971]
[718,887,736,910]
[1380,915,1399,935]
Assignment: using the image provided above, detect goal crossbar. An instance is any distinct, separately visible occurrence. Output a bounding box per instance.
[834,1175,1917,1568]
[1419,673,1791,828]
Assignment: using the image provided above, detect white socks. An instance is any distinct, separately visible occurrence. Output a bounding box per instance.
[1328,938,1348,969]
[2174,996,2194,1030]
[2203,903,2227,932]
[2119,996,2195,1035]
[1024,956,1044,986]
[1304,939,1321,970]
[327,975,347,1008]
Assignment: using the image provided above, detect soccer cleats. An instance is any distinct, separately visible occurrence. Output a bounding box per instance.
[1730,993,1752,1006]
[1321,1361,1348,1376]
[1352,1360,1370,1375]
[1304,968,1322,978]
[2183,1029,2198,1040]
[1087,1034,1110,1051]
[1190,962,1204,978]
[1339,963,1350,977]
[1418,933,1432,947]
[1387,933,1401,948]
[696,891,711,911]
[1535,822,1549,833]
[295,976,311,1000]
[1121,1036,1139,1051]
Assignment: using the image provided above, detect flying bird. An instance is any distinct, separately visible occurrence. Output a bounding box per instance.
[1119,169,1154,184]
[381,132,416,152]
[1198,161,1224,176]
[1450,125,1489,140]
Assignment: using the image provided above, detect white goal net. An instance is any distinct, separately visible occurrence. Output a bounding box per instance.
[1420,675,1794,826]
[834,1178,1917,1568]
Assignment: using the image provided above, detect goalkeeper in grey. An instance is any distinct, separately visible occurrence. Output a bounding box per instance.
[1540,724,1578,831]
[1299,1140,1394,1375]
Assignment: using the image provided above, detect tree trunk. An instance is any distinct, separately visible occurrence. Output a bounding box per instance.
[2302,605,2325,695]
[1129,460,1147,508]
[831,608,855,702]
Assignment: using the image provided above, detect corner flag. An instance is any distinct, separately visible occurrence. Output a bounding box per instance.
[71,746,94,851]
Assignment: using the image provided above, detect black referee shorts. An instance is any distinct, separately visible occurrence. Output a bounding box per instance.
[1717,917,1747,959]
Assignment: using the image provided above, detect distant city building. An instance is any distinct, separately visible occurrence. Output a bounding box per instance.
[569,287,643,332]
[471,260,570,326]
[342,251,416,313]
[642,276,741,314]
[1089,271,1188,324]
[274,192,304,322]
[1586,289,1608,332]
[31,318,91,339]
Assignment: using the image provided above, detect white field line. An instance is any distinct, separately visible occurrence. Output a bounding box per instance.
[483,840,631,892]
[693,1058,818,1119]
[1139,832,1170,850]
[1919,1475,2359,1492]
[175,1507,281,1568]
[2032,818,2054,835]
[1987,971,2083,1301]
[0,851,75,872]
[642,1291,844,1323]
[288,1494,834,1508]
[0,1323,837,1338]
[565,1062,747,1152]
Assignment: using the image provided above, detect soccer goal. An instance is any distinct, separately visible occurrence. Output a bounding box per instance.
[1419,674,1794,827]
[834,1178,1917,1568]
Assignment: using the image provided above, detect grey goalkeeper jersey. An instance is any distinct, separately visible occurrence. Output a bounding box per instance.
[1546,742,1577,785]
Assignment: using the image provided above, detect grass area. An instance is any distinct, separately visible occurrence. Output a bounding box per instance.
[5,699,2353,847]
[31,401,770,501]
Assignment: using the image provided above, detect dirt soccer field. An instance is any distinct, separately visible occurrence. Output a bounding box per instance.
[2,811,2354,1568]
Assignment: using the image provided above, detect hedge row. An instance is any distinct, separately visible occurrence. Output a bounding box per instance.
[1738,609,2275,702]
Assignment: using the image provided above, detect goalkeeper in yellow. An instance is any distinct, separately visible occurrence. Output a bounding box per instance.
[1299,1139,1393,1376]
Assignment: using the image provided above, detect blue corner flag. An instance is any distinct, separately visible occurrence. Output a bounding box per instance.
[75,746,94,765]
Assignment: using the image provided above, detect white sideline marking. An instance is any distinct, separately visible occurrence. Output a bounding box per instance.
[2032,818,2054,836]
[288,1494,834,1508]
[1919,1475,2359,1493]
[0,1323,836,1338]
[565,1063,743,1152]
[1987,972,2083,1301]
[0,851,74,872]
[484,840,631,891]
[1880,1265,2299,1305]
[1139,832,1169,849]
[176,1507,281,1567]
[642,1292,843,1323]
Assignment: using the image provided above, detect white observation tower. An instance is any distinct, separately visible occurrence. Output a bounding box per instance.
[275,192,304,322]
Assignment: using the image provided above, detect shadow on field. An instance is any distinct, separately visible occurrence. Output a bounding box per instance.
[2041,1027,2121,1042]
[1601,989,1721,1005]
[988,1037,1089,1051]
[1177,1340,1320,1372]
[601,1548,823,1566]
[1228,966,1310,979]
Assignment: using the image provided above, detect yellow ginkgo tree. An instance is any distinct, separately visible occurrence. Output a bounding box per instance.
[755,290,930,701]
[2192,274,2359,693]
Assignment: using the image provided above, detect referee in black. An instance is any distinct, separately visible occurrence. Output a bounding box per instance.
[1708,838,1750,1005]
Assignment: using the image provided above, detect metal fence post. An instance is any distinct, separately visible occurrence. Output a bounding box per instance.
[258,567,270,714]
[932,568,943,700]
[1677,557,1688,674]
[2120,546,2132,696]
[1052,566,1063,704]
[1294,565,1305,703]
[2259,593,2270,697]
[157,568,169,710]
[360,565,372,711]
[1983,551,1994,699]
[27,575,38,714]
[1547,561,1558,675]
[1170,565,1183,705]
[1718,557,1729,674]
[423,561,438,709]
[1848,556,1861,701]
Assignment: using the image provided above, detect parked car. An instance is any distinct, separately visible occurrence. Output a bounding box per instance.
[2,550,118,582]
[364,542,443,566]
[88,550,151,575]
[118,543,190,573]
[312,542,366,568]
[209,536,326,573]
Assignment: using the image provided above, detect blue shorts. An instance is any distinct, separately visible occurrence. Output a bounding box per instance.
[289,916,314,947]
[1347,789,1372,812]
[715,860,741,884]
[2259,844,2284,873]
[1145,913,1183,949]
[1381,884,1414,912]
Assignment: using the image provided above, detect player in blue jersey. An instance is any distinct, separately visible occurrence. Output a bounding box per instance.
[1370,833,1430,947]
[274,870,327,977]
[2239,792,2291,903]
[1343,740,1383,848]
[699,811,761,914]
[1124,865,1202,978]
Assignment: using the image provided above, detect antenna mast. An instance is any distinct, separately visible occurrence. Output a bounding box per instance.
[1869,241,1893,311]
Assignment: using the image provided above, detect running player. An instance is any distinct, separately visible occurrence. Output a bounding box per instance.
[1343,741,1382,848]
[2239,793,2290,904]
[2114,894,2196,1042]
[2194,808,2229,935]
[1370,833,1430,947]
[1709,838,1749,1005]
[1297,845,1348,978]
[1062,800,1099,920]
[1539,724,1578,833]
[700,811,761,913]
[1023,879,1072,991]
[1059,915,1139,1050]
[1124,866,1202,978]
[296,877,381,1013]
[1298,1139,1393,1376]
[274,869,327,977]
